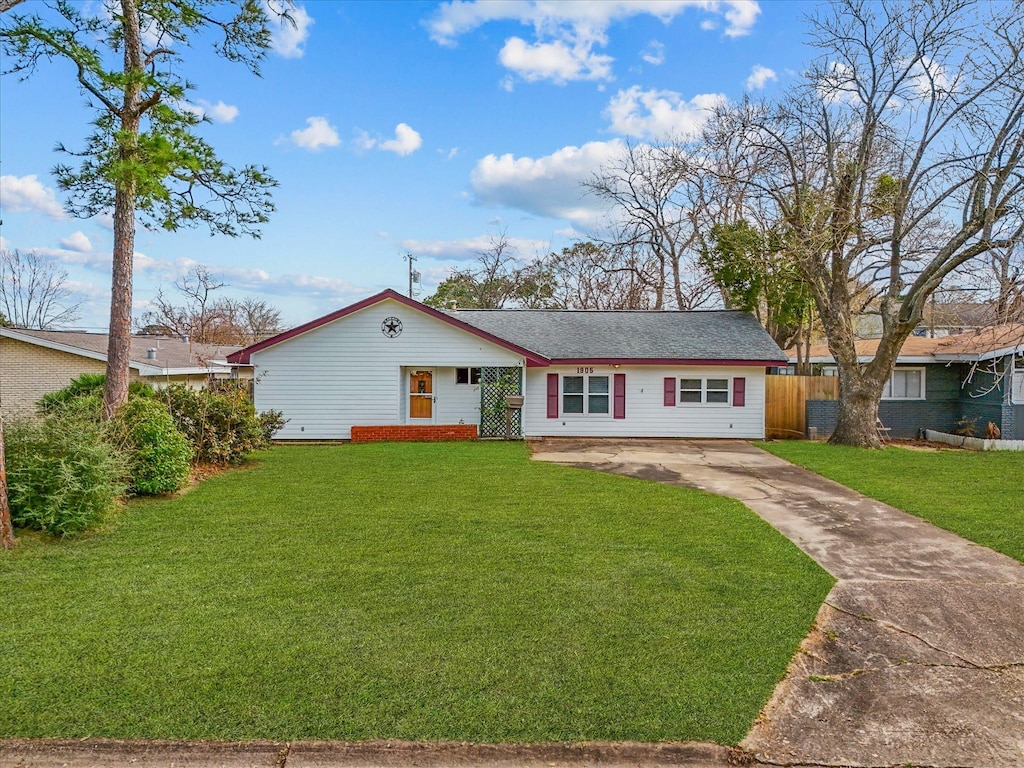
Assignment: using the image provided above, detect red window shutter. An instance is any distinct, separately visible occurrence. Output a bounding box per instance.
[663,377,676,406]
[547,373,559,418]
[733,377,746,407]
[613,373,626,419]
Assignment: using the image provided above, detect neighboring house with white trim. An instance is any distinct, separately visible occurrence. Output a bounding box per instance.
[0,327,250,417]
[227,289,787,441]
[789,324,1024,440]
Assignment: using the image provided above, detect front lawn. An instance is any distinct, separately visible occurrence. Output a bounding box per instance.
[0,442,831,744]
[760,441,1024,564]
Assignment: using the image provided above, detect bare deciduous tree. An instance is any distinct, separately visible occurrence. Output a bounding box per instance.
[712,0,1024,446]
[587,141,719,310]
[540,241,657,309]
[424,231,554,309]
[138,265,282,345]
[0,249,82,329]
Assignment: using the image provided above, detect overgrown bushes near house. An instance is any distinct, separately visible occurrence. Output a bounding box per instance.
[4,410,126,537]
[37,373,154,413]
[2,375,283,539]
[108,397,193,494]
[157,382,285,464]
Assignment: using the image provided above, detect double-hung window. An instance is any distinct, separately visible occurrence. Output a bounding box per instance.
[563,375,610,415]
[882,368,925,400]
[678,378,730,404]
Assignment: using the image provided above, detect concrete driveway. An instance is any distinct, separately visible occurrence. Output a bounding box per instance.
[531,438,1024,768]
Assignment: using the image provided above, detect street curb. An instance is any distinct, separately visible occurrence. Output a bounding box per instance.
[0,738,745,768]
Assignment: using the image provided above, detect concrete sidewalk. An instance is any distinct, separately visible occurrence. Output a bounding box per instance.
[531,438,1024,768]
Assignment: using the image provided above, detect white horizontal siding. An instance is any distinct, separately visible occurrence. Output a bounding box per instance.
[253,299,522,439]
[434,367,483,425]
[523,365,766,439]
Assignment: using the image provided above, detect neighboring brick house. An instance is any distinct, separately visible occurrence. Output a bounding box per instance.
[0,328,252,417]
[790,324,1024,440]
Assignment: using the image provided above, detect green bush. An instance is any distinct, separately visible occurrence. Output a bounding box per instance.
[38,373,153,414]
[157,382,284,464]
[4,413,126,537]
[108,397,192,494]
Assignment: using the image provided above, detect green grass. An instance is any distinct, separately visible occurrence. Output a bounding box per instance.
[759,441,1024,564]
[0,442,832,744]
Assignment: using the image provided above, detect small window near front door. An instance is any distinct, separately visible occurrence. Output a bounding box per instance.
[409,370,433,420]
[455,367,482,385]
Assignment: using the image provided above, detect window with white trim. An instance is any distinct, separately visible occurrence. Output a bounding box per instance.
[678,377,730,405]
[1012,354,1023,404]
[563,375,610,414]
[883,367,925,400]
[455,367,482,385]
[823,366,927,400]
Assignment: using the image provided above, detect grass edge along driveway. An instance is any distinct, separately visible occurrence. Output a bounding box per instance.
[759,440,1024,565]
[0,442,832,745]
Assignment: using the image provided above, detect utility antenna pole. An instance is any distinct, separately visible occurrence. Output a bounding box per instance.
[404,253,420,298]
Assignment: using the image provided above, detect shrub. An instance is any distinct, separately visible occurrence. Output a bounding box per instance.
[38,373,153,414]
[4,413,126,537]
[108,398,192,494]
[157,382,284,464]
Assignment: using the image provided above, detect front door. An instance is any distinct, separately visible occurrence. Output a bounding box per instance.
[408,369,434,422]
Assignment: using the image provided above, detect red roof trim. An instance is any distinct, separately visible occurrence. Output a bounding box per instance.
[547,358,785,367]
[226,289,550,366]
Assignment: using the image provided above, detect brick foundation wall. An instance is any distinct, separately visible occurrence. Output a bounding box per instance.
[350,424,479,443]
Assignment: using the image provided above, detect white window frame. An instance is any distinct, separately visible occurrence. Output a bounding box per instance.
[676,377,731,406]
[454,367,482,386]
[822,366,928,401]
[882,367,926,400]
[562,374,611,416]
[1012,354,1024,404]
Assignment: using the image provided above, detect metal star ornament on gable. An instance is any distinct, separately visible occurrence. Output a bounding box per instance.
[381,317,403,338]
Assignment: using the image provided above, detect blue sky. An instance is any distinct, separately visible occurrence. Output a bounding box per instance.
[0,0,812,330]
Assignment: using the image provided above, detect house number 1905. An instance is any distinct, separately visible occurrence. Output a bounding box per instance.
[576,367,594,374]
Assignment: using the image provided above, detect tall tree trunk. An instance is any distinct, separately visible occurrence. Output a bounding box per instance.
[102,0,142,420]
[830,370,885,447]
[0,414,14,551]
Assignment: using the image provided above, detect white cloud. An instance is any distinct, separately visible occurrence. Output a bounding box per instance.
[265,0,313,58]
[379,123,423,156]
[179,99,240,123]
[284,116,340,151]
[746,64,777,90]
[427,2,759,85]
[59,231,93,253]
[401,235,550,262]
[499,36,612,83]
[641,40,665,66]
[0,174,66,219]
[470,140,626,228]
[605,86,725,140]
[359,123,423,156]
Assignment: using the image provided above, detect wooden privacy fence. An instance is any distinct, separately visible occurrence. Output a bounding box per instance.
[765,375,838,439]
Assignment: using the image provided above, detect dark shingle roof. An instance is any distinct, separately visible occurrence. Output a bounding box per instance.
[450,309,786,362]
